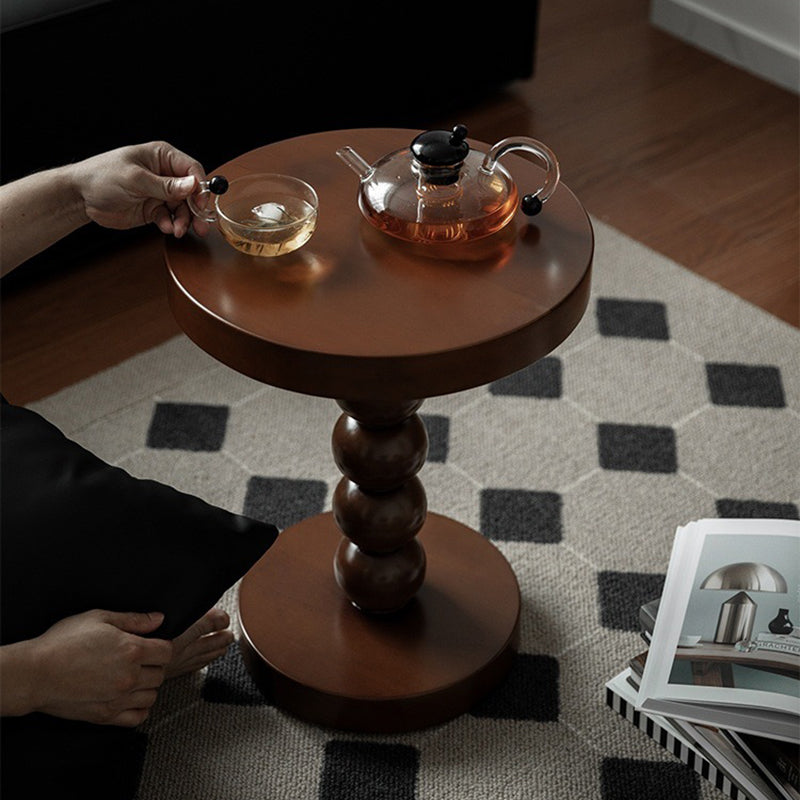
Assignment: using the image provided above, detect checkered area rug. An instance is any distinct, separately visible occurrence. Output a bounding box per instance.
[29,219,799,800]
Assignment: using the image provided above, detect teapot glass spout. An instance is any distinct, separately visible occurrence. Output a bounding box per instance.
[336,147,374,181]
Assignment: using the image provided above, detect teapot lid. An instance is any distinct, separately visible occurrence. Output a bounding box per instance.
[411,124,470,168]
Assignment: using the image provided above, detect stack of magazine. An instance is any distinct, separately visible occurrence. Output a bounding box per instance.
[606,518,799,800]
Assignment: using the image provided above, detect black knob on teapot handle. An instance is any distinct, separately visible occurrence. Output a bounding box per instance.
[481,138,560,216]
[521,194,543,216]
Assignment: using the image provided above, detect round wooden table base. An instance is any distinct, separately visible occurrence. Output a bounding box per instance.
[238,511,520,733]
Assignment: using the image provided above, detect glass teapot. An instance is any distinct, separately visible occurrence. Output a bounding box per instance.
[336,125,559,244]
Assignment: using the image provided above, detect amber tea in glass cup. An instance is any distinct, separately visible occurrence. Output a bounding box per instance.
[188,173,318,257]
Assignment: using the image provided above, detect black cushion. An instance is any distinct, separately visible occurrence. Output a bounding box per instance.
[0,398,280,798]
[1,714,149,800]
[0,398,279,644]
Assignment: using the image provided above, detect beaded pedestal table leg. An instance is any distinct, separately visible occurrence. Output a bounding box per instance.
[238,398,521,733]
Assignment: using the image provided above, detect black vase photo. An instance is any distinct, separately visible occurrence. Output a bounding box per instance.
[768,608,794,635]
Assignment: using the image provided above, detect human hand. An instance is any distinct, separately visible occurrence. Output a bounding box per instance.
[27,609,173,727]
[71,141,210,238]
[166,607,234,678]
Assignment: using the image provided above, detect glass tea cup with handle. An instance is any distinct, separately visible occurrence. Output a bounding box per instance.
[188,173,319,257]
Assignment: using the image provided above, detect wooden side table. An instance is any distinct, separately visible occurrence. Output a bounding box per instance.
[164,128,593,732]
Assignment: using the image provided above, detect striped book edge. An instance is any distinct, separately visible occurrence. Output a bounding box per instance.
[605,676,751,800]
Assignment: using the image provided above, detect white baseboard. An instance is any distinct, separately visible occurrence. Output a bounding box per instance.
[650,0,800,94]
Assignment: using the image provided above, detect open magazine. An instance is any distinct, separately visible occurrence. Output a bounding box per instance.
[636,518,800,744]
[607,668,786,800]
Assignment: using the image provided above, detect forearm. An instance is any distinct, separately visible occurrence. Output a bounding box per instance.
[0,164,90,277]
[0,142,207,277]
[0,639,42,717]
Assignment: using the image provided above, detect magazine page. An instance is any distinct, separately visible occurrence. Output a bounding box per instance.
[607,669,775,800]
[723,731,800,800]
[670,718,784,800]
[637,518,800,742]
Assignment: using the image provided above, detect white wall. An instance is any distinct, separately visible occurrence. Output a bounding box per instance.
[650,0,800,93]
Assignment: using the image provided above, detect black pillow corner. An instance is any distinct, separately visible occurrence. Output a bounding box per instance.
[0,399,279,645]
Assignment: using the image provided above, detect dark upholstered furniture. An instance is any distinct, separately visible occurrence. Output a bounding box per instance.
[1,1,540,185]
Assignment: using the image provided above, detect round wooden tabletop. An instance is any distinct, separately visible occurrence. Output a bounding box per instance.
[165,128,593,402]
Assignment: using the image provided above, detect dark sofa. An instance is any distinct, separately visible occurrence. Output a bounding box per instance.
[1,1,540,184]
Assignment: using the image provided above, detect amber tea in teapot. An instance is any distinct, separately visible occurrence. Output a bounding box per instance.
[337,125,559,245]
[365,169,516,244]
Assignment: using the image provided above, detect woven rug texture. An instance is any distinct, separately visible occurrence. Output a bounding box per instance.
[28,218,800,800]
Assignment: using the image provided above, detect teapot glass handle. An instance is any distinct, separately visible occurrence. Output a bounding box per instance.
[480,138,560,216]
[186,175,229,223]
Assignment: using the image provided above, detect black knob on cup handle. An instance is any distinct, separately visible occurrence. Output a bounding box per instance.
[208,175,229,195]
[187,175,228,223]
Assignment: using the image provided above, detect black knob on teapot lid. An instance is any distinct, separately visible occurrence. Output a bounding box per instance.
[411,125,470,167]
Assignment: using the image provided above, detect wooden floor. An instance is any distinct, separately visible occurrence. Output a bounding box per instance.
[2,0,797,406]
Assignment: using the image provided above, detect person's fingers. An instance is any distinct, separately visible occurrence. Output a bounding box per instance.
[191,217,211,238]
[130,162,196,207]
[138,664,167,690]
[97,610,165,636]
[150,204,177,235]
[164,174,197,200]
[138,638,173,667]
[108,705,153,728]
[165,636,232,678]
[148,199,199,238]
[186,629,234,659]
[166,608,234,678]
[149,173,196,203]
[124,688,160,709]
[92,686,159,727]
[183,608,231,639]
[96,610,173,666]
[134,140,205,182]
[158,142,206,184]
[171,203,193,238]
[153,143,206,205]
